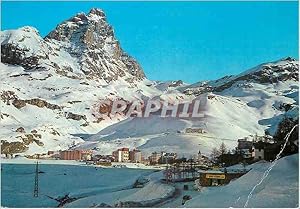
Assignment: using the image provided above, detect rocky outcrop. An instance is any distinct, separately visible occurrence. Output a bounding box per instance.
[25,98,61,109]
[183,58,299,96]
[1,140,28,154]
[169,80,183,88]
[1,128,45,154]
[16,127,25,133]
[12,99,27,108]
[49,128,60,136]
[17,134,43,146]
[0,27,49,70]
[12,98,61,110]
[66,112,87,121]
[1,43,43,69]
[1,90,18,104]
[1,91,61,110]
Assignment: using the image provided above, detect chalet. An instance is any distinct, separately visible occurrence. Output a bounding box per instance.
[47,151,54,155]
[253,141,282,161]
[47,151,60,159]
[253,141,266,160]
[237,138,254,159]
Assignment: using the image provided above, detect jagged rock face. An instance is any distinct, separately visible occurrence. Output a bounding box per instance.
[47,9,113,50]
[45,8,145,81]
[169,80,184,88]
[0,8,145,83]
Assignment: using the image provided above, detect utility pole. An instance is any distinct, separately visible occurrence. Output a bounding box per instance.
[33,160,39,197]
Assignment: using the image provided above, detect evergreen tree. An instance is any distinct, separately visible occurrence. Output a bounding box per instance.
[219,142,227,155]
[273,117,298,143]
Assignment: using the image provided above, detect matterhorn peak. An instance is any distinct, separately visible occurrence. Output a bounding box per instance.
[68,8,106,24]
[46,8,113,45]
[88,8,106,17]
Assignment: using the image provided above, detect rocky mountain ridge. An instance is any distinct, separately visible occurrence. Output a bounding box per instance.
[181,57,298,96]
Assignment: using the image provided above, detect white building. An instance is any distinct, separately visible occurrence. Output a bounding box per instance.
[112,148,129,162]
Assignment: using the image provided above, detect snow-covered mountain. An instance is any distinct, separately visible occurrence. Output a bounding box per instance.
[1,8,145,82]
[0,8,298,157]
[82,58,299,157]
[0,8,189,155]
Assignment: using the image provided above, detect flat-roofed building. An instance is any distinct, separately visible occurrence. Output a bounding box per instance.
[112,148,130,162]
[60,150,82,160]
[129,149,142,163]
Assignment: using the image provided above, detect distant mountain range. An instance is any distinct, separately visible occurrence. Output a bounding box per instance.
[1,8,298,157]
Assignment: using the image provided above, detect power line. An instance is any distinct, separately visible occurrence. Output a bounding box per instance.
[33,160,39,197]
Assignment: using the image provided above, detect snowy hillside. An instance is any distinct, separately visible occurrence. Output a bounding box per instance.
[80,58,299,156]
[185,154,299,208]
[0,8,298,156]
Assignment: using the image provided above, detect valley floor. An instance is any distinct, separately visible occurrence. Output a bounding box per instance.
[1,154,298,208]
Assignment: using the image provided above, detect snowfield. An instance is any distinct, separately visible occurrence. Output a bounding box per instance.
[2,154,298,208]
[1,162,155,207]
[1,159,174,208]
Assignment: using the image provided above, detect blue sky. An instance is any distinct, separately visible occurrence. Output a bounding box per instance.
[1,1,298,83]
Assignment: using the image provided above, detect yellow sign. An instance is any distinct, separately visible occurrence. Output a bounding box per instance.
[206,174,226,179]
